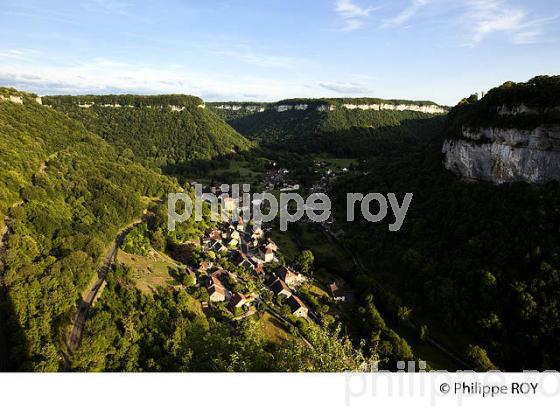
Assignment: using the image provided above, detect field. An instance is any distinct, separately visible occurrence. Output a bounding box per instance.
[257,312,295,345]
[116,248,184,294]
[195,159,265,186]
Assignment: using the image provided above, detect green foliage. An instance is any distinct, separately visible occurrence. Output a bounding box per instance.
[466,345,497,371]
[446,75,560,137]
[43,95,253,168]
[331,112,560,370]
[73,265,371,372]
[354,295,414,368]
[0,93,175,370]
[226,102,443,157]
[295,249,314,274]
[121,223,151,256]
[150,229,166,251]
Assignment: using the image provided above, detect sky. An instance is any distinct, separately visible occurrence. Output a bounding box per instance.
[0,0,559,105]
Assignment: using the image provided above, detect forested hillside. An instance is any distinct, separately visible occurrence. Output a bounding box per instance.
[330,106,560,371]
[224,103,443,157]
[0,92,177,370]
[446,75,560,138]
[43,95,252,168]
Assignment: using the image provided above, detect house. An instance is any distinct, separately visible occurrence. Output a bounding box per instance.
[251,225,263,239]
[234,251,255,272]
[213,268,238,283]
[254,262,266,277]
[262,247,274,263]
[207,274,226,302]
[198,261,213,272]
[229,292,247,310]
[209,229,222,242]
[287,295,308,318]
[259,243,276,263]
[265,238,278,252]
[228,229,240,241]
[278,266,300,287]
[236,216,245,232]
[226,237,238,248]
[271,278,292,299]
[249,237,259,250]
[329,281,346,302]
[210,240,228,254]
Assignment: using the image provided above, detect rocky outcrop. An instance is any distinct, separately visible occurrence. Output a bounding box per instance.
[0,95,23,104]
[443,126,560,184]
[0,94,42,105]
[341,102,445,114]
[213,101,445,114]
[497,104,560,116]
[73,102,201,111]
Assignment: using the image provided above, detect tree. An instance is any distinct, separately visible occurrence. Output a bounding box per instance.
[274,323,372,372]
[181,271,195,288]
[419,324,428,342]
[397,306,412,323]
[150,229,166,251]
[466,345,497,371]
[295,249,314,274]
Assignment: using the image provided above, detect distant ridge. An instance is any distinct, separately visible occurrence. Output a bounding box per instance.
[43,94,253,167]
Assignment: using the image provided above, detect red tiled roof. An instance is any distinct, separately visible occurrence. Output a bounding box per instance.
[287,295,307,312]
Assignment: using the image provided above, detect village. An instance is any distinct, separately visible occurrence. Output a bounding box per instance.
[172,204,354,328]
[188,215,314,320]
[162,153,360,342]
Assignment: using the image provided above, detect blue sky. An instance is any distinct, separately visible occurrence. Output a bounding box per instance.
[0,0,559,104]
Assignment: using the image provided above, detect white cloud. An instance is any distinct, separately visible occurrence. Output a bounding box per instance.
[464,0,560,45]
[0,49,39,61]
[212,50,299,68]
[468,0,526,42]
[335,0,379,31]
[384,0,432,27]
[381,0,558,45]
[512,29,540,45]
[319,81,371,94]
[0,53,334,101]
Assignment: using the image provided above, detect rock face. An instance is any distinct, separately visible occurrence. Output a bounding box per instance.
[214,101,445,114]
[443,126,560,184]
[0,95,23,104]
[341,102,445,114]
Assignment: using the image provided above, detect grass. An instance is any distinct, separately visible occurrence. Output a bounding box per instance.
[195,160,264,186]
[269,228,299,262]
[307,283,329,299]
[258,312,295,345]
[116,248,183,294]
[383,316,463,371]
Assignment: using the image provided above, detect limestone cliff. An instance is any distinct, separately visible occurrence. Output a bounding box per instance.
[442,76,560,184]
[443,126,560,184]
[210,98,446,115]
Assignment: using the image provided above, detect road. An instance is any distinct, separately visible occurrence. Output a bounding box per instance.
[63,219,143,370]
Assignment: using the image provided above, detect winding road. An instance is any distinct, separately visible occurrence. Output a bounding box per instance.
[63,219,143,370]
